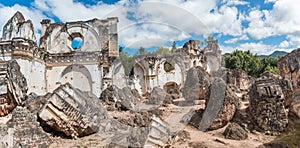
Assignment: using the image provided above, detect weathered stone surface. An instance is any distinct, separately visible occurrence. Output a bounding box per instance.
[223,122,248,140]
[226,69,253,102]
[0,60,28,117]
[183,66,210,101]
[0,106,52,147]
[1,11,36,42]
[209,85,240,130]
[199,77,226,131]
[203,40,222,73]
[100,85,139,111]
[145,87,167,105]
[97,115,169,147]
[249,73,288,135]
[39,83,107,138]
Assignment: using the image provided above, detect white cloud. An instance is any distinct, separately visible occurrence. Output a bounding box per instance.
[224,34,249,44]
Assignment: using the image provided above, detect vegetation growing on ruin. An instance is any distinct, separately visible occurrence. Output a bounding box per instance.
[223,50,281,77]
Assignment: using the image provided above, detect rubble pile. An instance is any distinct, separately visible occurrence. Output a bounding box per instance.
[249,73,288,135]
[1,107,52,147]
[100,85,139,111]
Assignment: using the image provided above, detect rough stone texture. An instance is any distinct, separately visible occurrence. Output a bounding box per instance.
[278,49,300,120]
[203,40,222,73]
[278,48,300,91]
[208,85,240,130]
[223,122,248,140]
[100,85,139,111]
[145,87,167,105]
[199,77,227,131]
[39,83,107,138]
[183,66,210,101]
[97,115,169,147]
[1,106,52,147]
[249,73,288,135]
[226,69,253,102]
[0,60,28,117]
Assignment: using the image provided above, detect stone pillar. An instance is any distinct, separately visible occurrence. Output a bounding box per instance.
[40,19,51,38]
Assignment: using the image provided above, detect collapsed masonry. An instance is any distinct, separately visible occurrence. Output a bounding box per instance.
[0,10,298,147]
[0,60,27,117]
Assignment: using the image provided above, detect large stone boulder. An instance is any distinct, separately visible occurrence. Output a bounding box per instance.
[249,73,288,135]
[145,87,167,105]
[100,85,139,111]
[207,85,240,130]
[223,122,248,140]
[38,83,107,138]
[183,66,210,101]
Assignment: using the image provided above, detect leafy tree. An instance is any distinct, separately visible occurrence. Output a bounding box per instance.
[224,50,261,77]
[119,50,134,76]
[224,50,281,77]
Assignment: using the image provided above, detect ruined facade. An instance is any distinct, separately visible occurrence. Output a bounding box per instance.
[133,40,215,95]
[0,12,125,97]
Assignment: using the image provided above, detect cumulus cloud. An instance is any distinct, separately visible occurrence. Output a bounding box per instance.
[0,0,298,54]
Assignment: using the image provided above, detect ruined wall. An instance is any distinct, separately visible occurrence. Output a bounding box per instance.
[133,54,186,94]
[1,11,36,42]
[0,12,122,97]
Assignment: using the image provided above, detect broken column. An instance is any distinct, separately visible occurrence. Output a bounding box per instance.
[0,60,28,116]
[38,83,107,138]
[249,73,288,135]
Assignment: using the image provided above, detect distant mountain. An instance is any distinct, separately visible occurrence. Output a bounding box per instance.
[259,51,289,58]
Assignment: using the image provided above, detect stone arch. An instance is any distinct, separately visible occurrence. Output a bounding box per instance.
[50,23,101,53]
[134,63,147,93]
[60,64,93,92]
[163,81,180,94]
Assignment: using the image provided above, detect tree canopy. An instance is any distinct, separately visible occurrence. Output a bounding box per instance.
[223,50,281,77]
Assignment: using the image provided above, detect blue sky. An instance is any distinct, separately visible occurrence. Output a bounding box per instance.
[0,0,299,55]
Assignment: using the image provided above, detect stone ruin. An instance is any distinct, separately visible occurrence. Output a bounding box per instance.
[0,11,299,147]
[249,72,288,135]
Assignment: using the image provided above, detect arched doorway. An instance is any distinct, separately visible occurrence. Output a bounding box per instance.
[61,64,92,92]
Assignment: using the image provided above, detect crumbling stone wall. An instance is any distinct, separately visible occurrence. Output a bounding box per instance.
[249,73,288,135]
[0,60,27,116]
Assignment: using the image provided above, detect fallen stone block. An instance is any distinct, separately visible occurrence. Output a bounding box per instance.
[0,60,28,117]
[39,83,107,138]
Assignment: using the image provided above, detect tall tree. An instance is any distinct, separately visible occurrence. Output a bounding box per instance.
[171,41,177,53]
[139,47,145,55]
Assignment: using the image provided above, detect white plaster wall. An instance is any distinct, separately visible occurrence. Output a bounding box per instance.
[151,63,183,90]
[15,59,46,95]
[46,64,102,97]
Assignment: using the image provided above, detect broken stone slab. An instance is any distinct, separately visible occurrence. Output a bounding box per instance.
[0,60,28,117]
[223,122,248,140]
[183,66,210,102]
[208,85,240,130]
[145,87,167,105]
[39,83,107,138]
[249,73,288,135]
[199,77,226,131]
